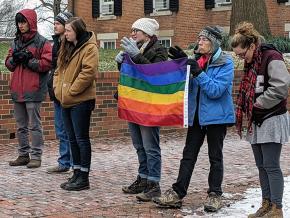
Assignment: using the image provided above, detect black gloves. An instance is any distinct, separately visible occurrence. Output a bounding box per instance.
[12,49,33,65]
[187,59,202,78]
[168,46,187,60]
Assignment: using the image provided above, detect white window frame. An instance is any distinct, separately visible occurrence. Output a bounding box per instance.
[100,39,116,49]
[100,0,114,16]
[286,0,290,6]
[153,0,170,12]
[215,0,232,7]
[159,37,171,48]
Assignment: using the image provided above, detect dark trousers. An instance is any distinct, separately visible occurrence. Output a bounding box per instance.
[62,100,95,172]
[252,143,284,208]
[172,117,227,198]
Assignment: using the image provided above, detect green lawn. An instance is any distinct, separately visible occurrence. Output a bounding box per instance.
[0,42,10,72]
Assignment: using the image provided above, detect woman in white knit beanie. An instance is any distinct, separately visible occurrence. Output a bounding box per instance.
[115,17,168,202]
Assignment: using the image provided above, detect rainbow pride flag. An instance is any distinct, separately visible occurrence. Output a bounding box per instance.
[118,54,190,127]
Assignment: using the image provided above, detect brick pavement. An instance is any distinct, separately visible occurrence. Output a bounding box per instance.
[0,131,289,217]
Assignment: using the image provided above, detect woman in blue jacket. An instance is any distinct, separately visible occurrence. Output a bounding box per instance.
[153,26,235,212]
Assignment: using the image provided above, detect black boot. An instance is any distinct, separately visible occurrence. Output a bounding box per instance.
[63,171,90,191]
[9,155,30,166]
[60,169,80,189]
[122,176,147,194]
[136,180,161,202]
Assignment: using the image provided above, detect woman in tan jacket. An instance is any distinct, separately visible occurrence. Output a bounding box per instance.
[53,17,98,191]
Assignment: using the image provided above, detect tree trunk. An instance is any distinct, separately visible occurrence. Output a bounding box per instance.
[53,0,62,17]
[230,0,271,36]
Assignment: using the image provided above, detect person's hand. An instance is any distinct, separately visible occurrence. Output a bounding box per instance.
[168,46,187,60]
[12,50,23,64]
[115,51,124,63]
[12,49,33,64]
[187,59,202,78]
[120,37,140,58]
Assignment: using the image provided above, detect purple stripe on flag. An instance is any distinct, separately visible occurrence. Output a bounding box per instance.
[122,53,188,76]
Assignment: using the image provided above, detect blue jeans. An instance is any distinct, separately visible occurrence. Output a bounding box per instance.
[252,143,284,208]
[62,100,95,172]
[54,101,71,169]
[128,122,161,182]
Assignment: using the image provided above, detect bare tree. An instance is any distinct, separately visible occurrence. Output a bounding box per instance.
[34,0,68,37]
[0,0,27,37]
[36,0,68,25]
[230,0,271,36]
[0,0,68,38]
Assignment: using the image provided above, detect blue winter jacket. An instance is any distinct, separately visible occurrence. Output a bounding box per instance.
[188,48,235,126]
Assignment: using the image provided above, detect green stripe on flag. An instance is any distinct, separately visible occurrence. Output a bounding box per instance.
[120,74,185,94]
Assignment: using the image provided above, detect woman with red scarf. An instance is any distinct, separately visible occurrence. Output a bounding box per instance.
[153,26,235,212]
[232,22,289,218]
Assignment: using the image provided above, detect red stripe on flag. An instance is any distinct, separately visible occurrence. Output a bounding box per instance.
[118,108,184,127]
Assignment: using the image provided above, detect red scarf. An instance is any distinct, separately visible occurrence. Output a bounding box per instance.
[236,46,262,138]
[197,54,211,70]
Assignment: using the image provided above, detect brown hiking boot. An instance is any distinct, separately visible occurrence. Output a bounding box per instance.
[9,155,30,166]
[26,159,41,168]
[47,165,70,174]
[136,180,161,202]
[261,203,283,218]
[204,192,222,212]
[248,199,271,218]
[153,188,182,208]
[122,176,147,194]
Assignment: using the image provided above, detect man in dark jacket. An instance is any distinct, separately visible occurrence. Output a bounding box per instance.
[46,11,73,173]
[5,9,52,168]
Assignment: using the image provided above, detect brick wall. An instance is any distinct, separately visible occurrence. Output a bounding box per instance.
[70,0,290,48]
[0,71,187,144]
[0,71,290,144]
[1,69,289,145]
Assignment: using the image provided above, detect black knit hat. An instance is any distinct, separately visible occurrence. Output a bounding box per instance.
[55,11,73,26]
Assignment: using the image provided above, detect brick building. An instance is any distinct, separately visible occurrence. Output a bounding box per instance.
[68,0,290,49]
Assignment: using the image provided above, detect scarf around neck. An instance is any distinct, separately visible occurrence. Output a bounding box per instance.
[236,45,262,138]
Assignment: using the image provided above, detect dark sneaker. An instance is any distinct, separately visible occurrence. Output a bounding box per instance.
[204,192,222,212]
[248,199,271,218]
[62,171,90,191]
[9,155,30,166]
[153,188,182,208]
[47,165,70,174]
[136,181,161,202]
[122,176,147,194]
[60,169,80,189]
[26,159,41,168]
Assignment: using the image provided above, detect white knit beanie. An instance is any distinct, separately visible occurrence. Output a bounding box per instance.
[131,18,159,36]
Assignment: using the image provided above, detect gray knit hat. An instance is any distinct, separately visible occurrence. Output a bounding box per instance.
[198,26,223,51]
[55,11,73,26]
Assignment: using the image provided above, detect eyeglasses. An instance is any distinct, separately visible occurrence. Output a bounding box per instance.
[236,47,249,59]
[131,28,141,34]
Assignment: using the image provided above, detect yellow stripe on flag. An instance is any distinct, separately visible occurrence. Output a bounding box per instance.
[118,85,184,105]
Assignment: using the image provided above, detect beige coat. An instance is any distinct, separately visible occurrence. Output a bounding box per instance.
[53,32,99,108]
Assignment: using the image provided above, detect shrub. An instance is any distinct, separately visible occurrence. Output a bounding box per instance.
[265,36,290,53]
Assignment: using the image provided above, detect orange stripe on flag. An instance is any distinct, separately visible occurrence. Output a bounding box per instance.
[118,97,183,116]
